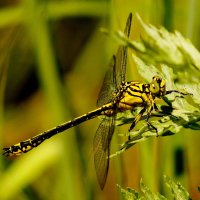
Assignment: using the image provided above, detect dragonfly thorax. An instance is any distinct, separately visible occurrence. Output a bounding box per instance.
[115,76,166,112]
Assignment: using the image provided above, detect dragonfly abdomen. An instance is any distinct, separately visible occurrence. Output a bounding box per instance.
[3,104,114,157]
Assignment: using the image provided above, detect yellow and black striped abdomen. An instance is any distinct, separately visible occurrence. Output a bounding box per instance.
[3,104,114,157]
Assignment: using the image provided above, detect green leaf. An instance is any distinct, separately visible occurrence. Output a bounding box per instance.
[117,184,143,200]
[164,175,192,200]
[118,179,166,200]
[118,176,192,200]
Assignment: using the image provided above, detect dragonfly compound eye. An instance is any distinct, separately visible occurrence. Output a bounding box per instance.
[150,76,166,96]
[150,77,160,95]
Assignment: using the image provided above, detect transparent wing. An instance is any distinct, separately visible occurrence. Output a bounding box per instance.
[97,56,116,107]
[93,117,115,189]
[94,13,132,189]
[115,13,132,88]
[97,13,132,107]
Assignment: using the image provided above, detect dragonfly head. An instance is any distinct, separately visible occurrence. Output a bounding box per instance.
[150,76,166,97]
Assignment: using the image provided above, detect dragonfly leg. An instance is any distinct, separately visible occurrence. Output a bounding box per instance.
[162,90,192,112]
[128,107,146,140]
[166,90,192,96]
[153,102,159,113]
[152,102,171,116]
[146,105,158,137]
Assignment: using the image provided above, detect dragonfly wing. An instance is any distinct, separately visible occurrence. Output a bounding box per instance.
[93,117,115,189]
[97,56,116,107]
[97,13,132,106]
[115,13,132,88]
[95,13,132,189]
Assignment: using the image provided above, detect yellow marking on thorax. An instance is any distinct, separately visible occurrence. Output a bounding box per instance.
[130,85,140,91]
[118,91,144,111]
[138,83,143,91]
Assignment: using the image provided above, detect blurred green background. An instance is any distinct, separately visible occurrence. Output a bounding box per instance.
[0,0,199,199]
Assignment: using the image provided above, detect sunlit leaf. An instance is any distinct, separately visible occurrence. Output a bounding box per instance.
[164,175,192,200]
[118,176,192,200]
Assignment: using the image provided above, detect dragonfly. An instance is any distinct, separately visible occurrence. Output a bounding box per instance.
[2,13,190,189]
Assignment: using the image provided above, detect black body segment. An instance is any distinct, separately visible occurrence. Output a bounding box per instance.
[3,103,114,157]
